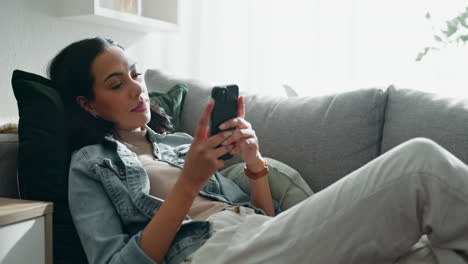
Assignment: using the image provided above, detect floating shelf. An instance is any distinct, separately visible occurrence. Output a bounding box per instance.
[60,0,179,32]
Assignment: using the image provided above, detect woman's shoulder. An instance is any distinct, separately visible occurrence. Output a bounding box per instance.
[70,142,116,169]
[71,142,109,158]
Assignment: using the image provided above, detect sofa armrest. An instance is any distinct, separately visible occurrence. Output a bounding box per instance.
[0,133,19,198]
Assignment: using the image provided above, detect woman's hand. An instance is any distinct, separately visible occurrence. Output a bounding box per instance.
[181,99,234,192]
[218,96,265,172]
[215,96,275,216]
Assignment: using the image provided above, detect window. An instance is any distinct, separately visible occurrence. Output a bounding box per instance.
[183,0,468,97]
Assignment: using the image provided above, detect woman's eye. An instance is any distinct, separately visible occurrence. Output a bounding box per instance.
[111,83,122,89]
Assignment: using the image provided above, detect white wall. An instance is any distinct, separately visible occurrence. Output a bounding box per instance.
[0,0,176,123]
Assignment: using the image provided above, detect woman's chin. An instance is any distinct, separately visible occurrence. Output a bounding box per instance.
[115,115,150,131]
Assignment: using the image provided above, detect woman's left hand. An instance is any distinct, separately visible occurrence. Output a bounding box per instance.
[219,97,275,217]
[218,96,265,170]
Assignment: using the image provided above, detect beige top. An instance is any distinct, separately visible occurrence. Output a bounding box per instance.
[115,128,229,220]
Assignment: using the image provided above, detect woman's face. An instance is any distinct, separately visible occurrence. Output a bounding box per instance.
[83,46,151,131]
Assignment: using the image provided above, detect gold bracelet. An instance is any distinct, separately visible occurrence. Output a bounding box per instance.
[244,160,269,180]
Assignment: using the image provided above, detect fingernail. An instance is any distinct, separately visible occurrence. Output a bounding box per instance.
[223,131,233,137]
[222,140,230,146]
[219,124,226,130]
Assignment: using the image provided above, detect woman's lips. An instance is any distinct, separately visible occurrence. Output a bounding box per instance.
[131,101,148,112]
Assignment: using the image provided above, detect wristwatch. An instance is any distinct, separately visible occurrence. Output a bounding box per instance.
[244,160,269,180]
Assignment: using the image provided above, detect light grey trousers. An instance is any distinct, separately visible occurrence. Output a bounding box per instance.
[187,138,468,264]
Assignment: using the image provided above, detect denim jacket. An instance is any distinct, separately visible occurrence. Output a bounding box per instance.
[68,127,279,264]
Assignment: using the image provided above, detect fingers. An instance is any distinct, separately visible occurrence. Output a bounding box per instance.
[218,117,251,131]
[194,99,215,141]
[230,137,257,155]
[205,130,235,148]
[197,143,233,163]
[237,96,245,118]
[221,128,255,146]
[213,144,234,159]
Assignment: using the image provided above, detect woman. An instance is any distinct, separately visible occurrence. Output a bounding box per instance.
[49,37,468,264]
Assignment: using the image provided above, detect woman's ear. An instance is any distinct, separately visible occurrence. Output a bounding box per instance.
[76,96,97,116]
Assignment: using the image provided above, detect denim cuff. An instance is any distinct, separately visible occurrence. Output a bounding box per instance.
[120,231,157,264]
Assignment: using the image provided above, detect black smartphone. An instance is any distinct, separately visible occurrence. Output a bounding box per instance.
[210,85,239,160]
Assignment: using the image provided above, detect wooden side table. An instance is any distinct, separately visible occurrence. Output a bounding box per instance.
[0,197,53,264]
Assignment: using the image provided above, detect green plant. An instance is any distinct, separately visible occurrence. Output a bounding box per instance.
[416,7,468,61]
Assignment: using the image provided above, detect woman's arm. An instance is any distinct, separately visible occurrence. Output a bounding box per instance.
[69,152,155,264]
[70,160,204,264]
[139,175,198,262]
[218,96,276,216]
[246,158,276,216]
[140,99,234,262]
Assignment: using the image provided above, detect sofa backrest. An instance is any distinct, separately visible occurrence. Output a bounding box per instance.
[0,133,19,198]
[145,69,388,192]
[382,86,468,165]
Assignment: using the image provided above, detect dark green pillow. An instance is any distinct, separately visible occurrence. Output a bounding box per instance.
[149,83,188,131]
[11,70,87,264]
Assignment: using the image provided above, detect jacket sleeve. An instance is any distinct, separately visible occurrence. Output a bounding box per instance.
[68,150,156,264]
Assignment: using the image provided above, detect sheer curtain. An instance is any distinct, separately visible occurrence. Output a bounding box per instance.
[169,0,468,97]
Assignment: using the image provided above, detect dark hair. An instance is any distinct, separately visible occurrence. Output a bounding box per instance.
[48,37,174,152]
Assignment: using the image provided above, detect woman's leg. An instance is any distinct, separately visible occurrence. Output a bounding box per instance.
[393,235,438,264]
[191,138,468,264]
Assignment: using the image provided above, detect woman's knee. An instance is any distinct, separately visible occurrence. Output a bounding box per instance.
[398,137,455,177]
[401,137,445,158]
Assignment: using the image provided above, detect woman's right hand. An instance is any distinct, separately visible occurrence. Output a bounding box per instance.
[181,99,234,193]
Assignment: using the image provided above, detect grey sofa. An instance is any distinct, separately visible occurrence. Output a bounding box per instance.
[0,133,19,198]
[2,70,468,196]
[144,69,468,193]
[1,70,468,262]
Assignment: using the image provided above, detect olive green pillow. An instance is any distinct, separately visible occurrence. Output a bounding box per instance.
[220,158,314,210]
[148,83,188,131]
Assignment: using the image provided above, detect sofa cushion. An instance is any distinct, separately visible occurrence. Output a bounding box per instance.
[12,70,69,201]
[148,84,188,131]
[381,86,468,165]
[220,158,314,210]
[11,69,87,264]
[145,69,388,192]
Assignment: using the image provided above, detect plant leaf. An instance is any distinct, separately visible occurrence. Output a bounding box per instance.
[453,8,468,28]
[434,35,442,42]
[458,13,468,27]
[443,20,459,37]
[416,47,430,61]
[425,12,431,20]
[457,34,468,42]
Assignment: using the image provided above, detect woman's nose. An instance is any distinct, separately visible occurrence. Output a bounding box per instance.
[129,79,144,98]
